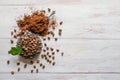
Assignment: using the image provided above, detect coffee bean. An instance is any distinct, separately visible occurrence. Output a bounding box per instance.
[48,37,50,40]
[11,31,13,35]
[11,71,14,75]
[33,65,36,69]
[24,64,27,68]
[42,65,45,69]
[40,63,42,67]
[10,40,14,44]
[61,52,64,56]
[55,38,58,41]
[31,69,33,73]
[52,52,55,55]
[36,60,40,64]
[14,29,17,33]
[7,60,10,65]
[18,67,20,72]
[60,21,63,25]
[56,49,59,52]
[17,62,20,66]
[44,43,47,47]
[30,61,34,64]
[52,56,55,60]
[48,8,51,12]
[36,69,39,73]
[52,62,55,66]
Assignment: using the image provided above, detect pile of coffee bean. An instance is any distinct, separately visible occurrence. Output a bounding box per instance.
[8,8,64,75]
[17,32,42,59]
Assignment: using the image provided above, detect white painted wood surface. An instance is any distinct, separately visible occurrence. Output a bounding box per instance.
[0,0,120,79]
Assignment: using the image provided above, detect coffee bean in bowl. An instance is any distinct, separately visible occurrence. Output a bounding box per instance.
[17,32,42,59]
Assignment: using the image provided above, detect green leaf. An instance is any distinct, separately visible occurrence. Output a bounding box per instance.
[9,46,23,56]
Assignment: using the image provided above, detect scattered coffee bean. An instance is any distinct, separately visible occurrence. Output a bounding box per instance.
[11,71,14,75]
[61,52,64,56]
[33,65,36,69]
[14,35,17,39]
[49,55,51,58]
[11,31,13,35]
[46,47,49,50]
[24,64,27,68]
[36,69,39,73]
[40,63,42,67]
[55,38,58,41]
[17,62,20,66]
[14,29,16,33]
[44,43,47,47]
[7,60,10,65]
[18,67,20,72]
[52,52,55,55]
[52,62,55,66]
[48,8,51,12]
[42,65,45,69]
[48,37,50,40]
[47,52,49,55]
[52,56,55,60]
[36,60,40,64]
[50,48,54,51]
[10,40,14,44]
[30,61,34,64]
[31,69,33,73]
[60,21,63,25]
[43,49,46,52]
[43,38,46,41]
[56,49,59,52]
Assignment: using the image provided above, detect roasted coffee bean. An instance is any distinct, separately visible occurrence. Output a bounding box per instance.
[33,65,36,69]
[60,21,63,25]
[24,64,27,68]
[48,37,50,40]
[52,62,55,66]
[11,71,14,75]
[43,49,46,52]
[14,29,17,33]
[7,60,10,65]
[52,52,55,55]
[50,48,54,51]
[61,52,64,56]
[48,8,51,12]
[17,62,20,66]
[52,56,55,60]
[55,38,58,41]
[31,69,33,73]
[36,69,39,73]
[18,67,20,72]
[30,61,34,64]
[47,52,49,55]
[36,60,40,63]
[46,47,49,50]
[40,63,42,67]
[10,40,14,44]
[11,31,13,35]
[42,65,45,69]
[56,49,59,52]
[44,43,47,47]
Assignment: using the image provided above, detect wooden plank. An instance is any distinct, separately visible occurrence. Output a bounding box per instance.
[0,0,80,5]
[1,39,120,72]
[0,74,120,80]
[0,5,120,39]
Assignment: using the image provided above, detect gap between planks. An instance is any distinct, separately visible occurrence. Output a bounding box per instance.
[1,72,120,74]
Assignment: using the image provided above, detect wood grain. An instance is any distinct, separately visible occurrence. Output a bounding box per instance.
[0,0,120,79]
[0,5,120,39]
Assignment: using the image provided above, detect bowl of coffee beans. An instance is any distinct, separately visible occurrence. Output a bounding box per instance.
[17,32,42,59]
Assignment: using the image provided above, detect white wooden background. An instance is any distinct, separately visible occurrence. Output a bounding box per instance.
[0,0,120,80]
